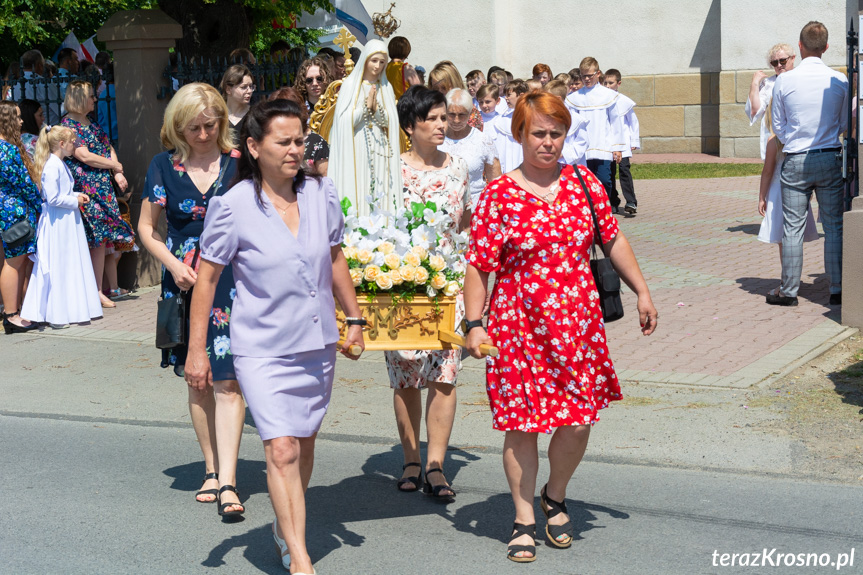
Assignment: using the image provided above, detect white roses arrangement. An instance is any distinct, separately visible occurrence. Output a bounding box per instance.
[341,196,467,299]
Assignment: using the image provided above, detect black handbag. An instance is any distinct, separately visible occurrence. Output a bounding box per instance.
[155,246,200,349]
[1,218,35,250]
[573,170,625,323]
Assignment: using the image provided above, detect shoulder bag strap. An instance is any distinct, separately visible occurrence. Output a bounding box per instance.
[572,168,605,254]
[212,153,230,197]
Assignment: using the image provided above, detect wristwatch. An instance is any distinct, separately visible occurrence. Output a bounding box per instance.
[462,319,484,333]
[345,317,368,326]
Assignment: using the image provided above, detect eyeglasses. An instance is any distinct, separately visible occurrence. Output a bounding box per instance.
[579,71,599,81]
[237,84,255,92]
[770,56,792,67]
[304,76,324,85]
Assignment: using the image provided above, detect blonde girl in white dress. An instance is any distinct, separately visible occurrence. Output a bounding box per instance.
[21,125,102,326]
[757,104,818,295]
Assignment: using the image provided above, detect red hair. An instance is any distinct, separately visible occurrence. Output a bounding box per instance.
[532,63,552,77]
[268,86,308,124]
[511,91,571,144]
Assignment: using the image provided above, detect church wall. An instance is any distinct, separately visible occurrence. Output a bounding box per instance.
[359,0,856,157]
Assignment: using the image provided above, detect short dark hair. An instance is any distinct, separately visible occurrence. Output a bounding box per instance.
[317,47,341,59]
[270,40,291,55]
[505,79,529,97]
[397,85,446,133]
[18,99,42,136]
[604,68,621,82]
[21,50,43,71]
[57,48,77,65]
[95,52,111,69]
[800,21,828,53]
[476,83,499,100]
[388,36,411,60]
[487,65,503,81]
[233,99,312,207]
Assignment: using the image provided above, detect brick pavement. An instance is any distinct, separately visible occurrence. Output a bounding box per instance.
[29,175,855,388]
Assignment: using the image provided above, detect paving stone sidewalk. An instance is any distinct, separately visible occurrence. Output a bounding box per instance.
[31,175,855,389]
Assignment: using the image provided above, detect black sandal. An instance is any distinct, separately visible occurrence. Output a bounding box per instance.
[195,472,219,503]
[507,522,537,563]
[540,484,573,548]
[397,462,422,492]
[423,468,455,501]
[217,485,245,517]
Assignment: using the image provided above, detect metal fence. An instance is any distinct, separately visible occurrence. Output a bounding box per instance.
[4,69,117,143]
[844,19,859,209]
[159,53,305,100]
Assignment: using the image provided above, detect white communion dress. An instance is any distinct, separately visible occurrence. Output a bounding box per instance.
[21,154,102,324]
[757,150,819,244]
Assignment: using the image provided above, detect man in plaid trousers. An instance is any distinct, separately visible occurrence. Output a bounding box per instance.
[769,21,848,307]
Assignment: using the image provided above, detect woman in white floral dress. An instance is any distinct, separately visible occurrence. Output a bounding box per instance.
[388,86,470,501]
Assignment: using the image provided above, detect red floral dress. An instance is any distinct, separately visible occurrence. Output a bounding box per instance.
[467,165,622,433]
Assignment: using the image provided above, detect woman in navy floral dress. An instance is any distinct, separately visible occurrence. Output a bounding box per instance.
[137,83,245,517]
[62,80,134,308]
[0,101,42,333]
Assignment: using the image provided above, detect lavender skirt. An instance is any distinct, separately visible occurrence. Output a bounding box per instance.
[233,344,336,441]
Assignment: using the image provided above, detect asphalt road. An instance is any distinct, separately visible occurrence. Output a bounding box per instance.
[2,336,862,574]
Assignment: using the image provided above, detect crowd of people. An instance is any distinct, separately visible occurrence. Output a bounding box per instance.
[0,18,847,573]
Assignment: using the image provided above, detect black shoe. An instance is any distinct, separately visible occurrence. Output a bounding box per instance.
[2,311,39,334]
[766,293,798,306]
[829,293,842,305]
[540,484,573,549]
[624,203,637,214]
[396,462,422,492]
[195,472,219,503]
[217,484,245,517]
[611,206,620,214]
[507,523,537,563]
[423,468,455,501]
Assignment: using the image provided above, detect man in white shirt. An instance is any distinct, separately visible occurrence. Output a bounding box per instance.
[769,21,848,307]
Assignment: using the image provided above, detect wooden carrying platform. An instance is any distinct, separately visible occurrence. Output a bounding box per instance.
[336,295,497,356]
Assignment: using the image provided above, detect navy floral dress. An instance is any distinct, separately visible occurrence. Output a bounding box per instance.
[0,140,41,259]
[62,118,134,248]
[143,150,239,380]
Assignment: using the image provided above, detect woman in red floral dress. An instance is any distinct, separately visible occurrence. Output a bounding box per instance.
[464,92,657,563]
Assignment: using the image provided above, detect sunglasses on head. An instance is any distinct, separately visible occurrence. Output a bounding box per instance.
[305,76,324,85]
[770,56,791,67]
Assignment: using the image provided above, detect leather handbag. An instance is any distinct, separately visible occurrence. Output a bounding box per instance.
[155,246,200,349]
[573,169,625,323]
[1,218,35,250]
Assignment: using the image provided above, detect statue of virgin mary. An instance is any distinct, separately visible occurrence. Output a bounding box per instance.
[329,39,402,219]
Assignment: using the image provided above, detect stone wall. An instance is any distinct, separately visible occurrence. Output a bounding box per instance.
[622,67,845,157]
[359,0,855,158]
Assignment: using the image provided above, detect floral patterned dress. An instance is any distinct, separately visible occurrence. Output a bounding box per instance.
[0,140,41,259]
[466,165,622,433]
[62,118,134,249]
[384,155,470,389]
[143,150,239,380]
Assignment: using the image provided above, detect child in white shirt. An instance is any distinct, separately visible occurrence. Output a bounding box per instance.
[603,68,640,215]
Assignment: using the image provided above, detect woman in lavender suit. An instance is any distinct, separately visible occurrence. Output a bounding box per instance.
[186,99,365,575]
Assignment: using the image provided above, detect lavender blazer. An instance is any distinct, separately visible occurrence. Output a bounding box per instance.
[200,176,345,357]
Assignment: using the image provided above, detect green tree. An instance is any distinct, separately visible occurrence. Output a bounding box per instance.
[1,0,330,74]
[0,0,154,72]
[157,0,329,61]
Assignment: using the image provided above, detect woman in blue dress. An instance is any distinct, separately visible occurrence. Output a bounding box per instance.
[137,83,245,518]
[0,101,42,334]
[62,80,134,308]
